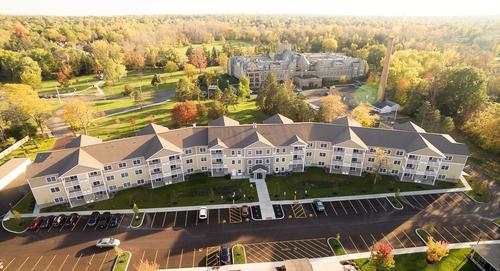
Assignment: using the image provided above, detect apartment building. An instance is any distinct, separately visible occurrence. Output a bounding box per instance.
[228,42,366,89]
[26,115,468,208]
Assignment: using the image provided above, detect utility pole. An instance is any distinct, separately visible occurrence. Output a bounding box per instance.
[377,39,394,103]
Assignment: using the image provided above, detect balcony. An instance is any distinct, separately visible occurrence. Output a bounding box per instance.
[291,160,303,165]
[427,161,441,167]
[352,153,364,159]
[64,180,80,187]
[333,150,345,156]
[292,149,305,155]
[211,153,224,159]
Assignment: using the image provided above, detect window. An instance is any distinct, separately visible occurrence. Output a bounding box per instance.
[306,152,312,157]
[335,147,344,152]
[200,156,207,162]
[46,176,57,183]
[444,155,453,161]
[256,149,263,155]
[50,187,60,193]
[307,143,313,147]
[438,175,446,180]
[89,171,98,177]
[238,160,242,164]
[366,166,373,171]
[408,154,417,160]
[69,176,77,181]
[135,169,143,175]
[368,157,375,162]
[104,165,112,171]
[186,159,193,164]
[275,167,279,172]
[265,159,270,164]
[266,149,271,154]
[318,161,325,166]
[54,197,64,203]
[391,170,399,175]
[199,147,206,153]
[149,159,160,165]
[73,185,81,190]
[133,159,141,165]
[76,195,84,200]
[247,150,252,155]
[118,162,127,168]
[232,160,236,165]
[248,160,252,165]
[441,165,449,170]
[319,152,326,157]
[404,173,410,177]
[393,160,401,165]
[231,150,235,156]
[353,149,360,153]
[281,157,285,162]
[379,168,387,173]
[121,172,129,178]
[93,181,100,186]
[201,166,208,171]
[184,149,192,155]
[369,148,376,153]
[123,182,131,188]
[334,156,341,161]
[384,149,391,155]
[109,185,117,190]
[320,143,328,148]
[256,159,263,164]
[153,168,161,173]
[351,158,358,162]
[406,164,413,169]
[106,175,114,181]
[275,158,279,162]
[187,168,194,173]
[350,167,356,171]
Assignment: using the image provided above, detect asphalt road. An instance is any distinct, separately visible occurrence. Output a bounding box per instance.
[0,192,498,270]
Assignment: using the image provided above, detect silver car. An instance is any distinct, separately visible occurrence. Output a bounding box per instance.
[96,238,120,248]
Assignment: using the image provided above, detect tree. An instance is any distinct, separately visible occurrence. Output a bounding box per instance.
[217,53,229,72]
[12,210,21,221]
[131,90,145,108]
[176,78,194,101]
[370,243,395,271]
[123,84,133,96]
[183,63,197,78]
[237,76,251,99]
[367,44,386,71]
[426,237,449,264]
[441,117,455,133]
[416,101,434,128]
[196,103,208,120]
[102,60,126,85]
[164,61,179,73]
[317,95,347,122]
[463,103,500,153]
[18,56,42,87]
[172,101,197,126]
[189,48,207,71]
[132,202,140,219]
[151,74,161,88]
[430,109,441,132]
[56,70,71,88]
[339,75,349,84]
[351,103,379,127]
[114,246,124,257]
[208,100,226,119]
[321,37,338,52]
[62,99,95,135]
[435,66,488,122]
[372,149,388,185]
[222,87,238,109]
[134,260,159,271]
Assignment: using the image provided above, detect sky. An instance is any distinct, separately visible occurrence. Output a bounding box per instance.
[0,0,499,16]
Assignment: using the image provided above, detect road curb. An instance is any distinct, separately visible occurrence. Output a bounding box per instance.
[231,244,247,264]
[1,213,29,234]
[415,228,431,245]
[112,251,131,271]
[463,191,487,204]
[386,197,403,210]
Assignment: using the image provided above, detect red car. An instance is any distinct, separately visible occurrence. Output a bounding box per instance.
[28,216,44,231]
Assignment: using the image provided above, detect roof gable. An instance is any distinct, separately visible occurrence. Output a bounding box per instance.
[137,123,169,136]
[60,149,103,177]
[332,128,368,149]
[263,113,294,124]
[143,136,182,160]
[393,121,426,133]
[208,116,240,126]
[407,135,445,157]
[331,116,362,127]
[65,135,102,148]
[243,131,274,148]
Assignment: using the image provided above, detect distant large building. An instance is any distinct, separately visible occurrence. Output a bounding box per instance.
[27,115,468,208]
[228,42,367,89]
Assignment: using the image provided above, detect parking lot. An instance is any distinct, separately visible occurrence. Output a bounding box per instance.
[244,238,333,263]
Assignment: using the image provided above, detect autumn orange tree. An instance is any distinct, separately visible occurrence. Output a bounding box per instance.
[426,237,449,264]
[370,242,395,271]
[172,101,198,127]
[189,48,207,72]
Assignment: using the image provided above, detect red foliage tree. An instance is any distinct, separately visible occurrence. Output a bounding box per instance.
[56,71,70,87]
[370,242,395,271]
[189,48,207,70]
[196,103,208,119]
[131,117,137,125]
[172,101,198,126]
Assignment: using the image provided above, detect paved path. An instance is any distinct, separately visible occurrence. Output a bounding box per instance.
[46,107,72,138]
[249,178,276,220]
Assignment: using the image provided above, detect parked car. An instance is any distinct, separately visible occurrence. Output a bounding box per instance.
[96,238,120,248]
[64,213,80,228]
[87,212,100,227]
[108,214,120,228]
[313,199,325,212]
[241,205,250,218]
[220,247,231,265]
[40,216,54,229]
[52,215,66,228]
[28,217,44,231]
[97,212,111,229]
[199,207,207,220]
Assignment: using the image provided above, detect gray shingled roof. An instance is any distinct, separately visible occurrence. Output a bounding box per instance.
[331,116,362,127]
[393,121,426,133]
[333,128,368,149]
[142,135,182,160]
[65,135,102,148]
[263,114,294,124]
[59,149,103,177]
[137,123,169,136]
[208,116,240,126]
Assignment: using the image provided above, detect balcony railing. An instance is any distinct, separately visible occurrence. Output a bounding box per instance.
[292,150,305,155]
[210,153,224,159]
[427,161,441,167]
[352,153,364,159]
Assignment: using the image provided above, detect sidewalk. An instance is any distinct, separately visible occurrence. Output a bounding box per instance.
[250,178,276,220]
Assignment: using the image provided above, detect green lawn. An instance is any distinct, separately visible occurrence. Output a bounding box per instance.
[131,213,145,228]
[232,245,246,264]
[352,83,378,106]
[328,238,347,256]
[12,193,37,214]
[2,217,32,232]
[353,248,479,271]
[36,74,98,95]
[41,174,258,212]
[267,168,463,200]
[0,137,56,165]
[113,251,131,271]
[87,98,264,141]
[388,196,403,209]
[93,96,155,113]
[465,176,491,203]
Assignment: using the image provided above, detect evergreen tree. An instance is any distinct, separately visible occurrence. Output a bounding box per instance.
[237,76,251,99]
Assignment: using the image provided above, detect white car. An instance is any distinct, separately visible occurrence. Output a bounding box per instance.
[199,207,208,220]
[96,238,120,248]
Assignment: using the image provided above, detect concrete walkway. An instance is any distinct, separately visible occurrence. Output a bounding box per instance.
[249,178,276,220]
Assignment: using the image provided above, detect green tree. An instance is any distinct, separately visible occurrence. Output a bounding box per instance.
[176,78,194,102]
[441,117,455,133]
[463,103,500,153]
[416,101,433,128]
[367,44,386,71]
[12,210,21,221]
[208,100,226,119]
[222,87,238,109]
[237,76,251,99]
[18,56,42,87]
[183,63,197,78]
[131,89,145,108]
[164,61,179,73]
[321,37,338,52]
[132,203,140,216]
[151,74,161,88]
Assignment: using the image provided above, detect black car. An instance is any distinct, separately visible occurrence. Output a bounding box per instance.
[52,214,66,228]
[108,214,120,228]
[64,213,80,228]
[220,247,231,265]
[97,212,111,229]
[87,212,100,227]
[40,216,54,229]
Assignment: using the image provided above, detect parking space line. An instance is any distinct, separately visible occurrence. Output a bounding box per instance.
[418,195,432,206]
[44,255,57,271]
[410,196,425,209]
[310,203,318,217]
[433,227,448,242]
[84,254,95,271]
[303,239,332,255]
[4,257,15,270]
[192,249,196,267]
[323,205,328,216]
[98,252,108,271]
[173,212,178,227]
[473,224,497,239]
[329,202,338,215]
[165,249,170,269]
[339,201,348,215]
[151,212,157,228]
[259,243,289,261]
[370,234,379,246]
[16,256,30,271]
[207,209,210,224]
[348,235,360,253]
[375,198,387,212]
[71,255,82,271]
[57,255,69,271]
[391,232,405,248]
[428,194,445,208]
[357,200,369,214]
[359,235,370,250]
[117,214,125,228]
[184,211,188,227]
[71,217,81,231]
[30,256,44,271]
[402,231,417,247]
[453,226,472,242]
[82,221,87,231]
[463,225,480,240]
[348,201,358,215]
[366,199,378,212]
[154,250,158,265]
[162,212,167,228]
[178,249,184,269]
[440,226,460,242]
[381,233,394,249]
[218,209,221,224]
[285,241,316,258]
[293,240,329,257]
[196,211,199,226]
[47,224,54,232]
